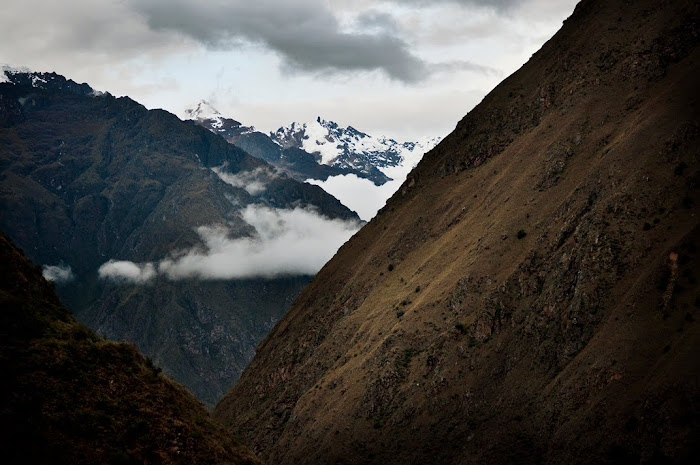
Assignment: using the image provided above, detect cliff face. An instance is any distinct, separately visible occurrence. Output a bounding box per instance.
[0,232,261,465]
[215,0,700,463]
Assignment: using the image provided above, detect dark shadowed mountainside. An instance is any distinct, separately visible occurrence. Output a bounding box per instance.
[0,72,359,406]
[215,0,700,463]
[0,232,261,465]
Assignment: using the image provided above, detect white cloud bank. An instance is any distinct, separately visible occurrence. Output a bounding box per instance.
[42,264,75,283]
[308,174,398,221]
[307,142,427,221]
[98,205,361,283]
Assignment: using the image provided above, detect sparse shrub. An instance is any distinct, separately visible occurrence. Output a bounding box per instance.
[397,349,413,369]
[72,325,98,342]
[415,286,421,293]
[587,191,598,206]
[643,222,652,231]
[674,162,687,175]
[388,264,394,272]
[396,310,405,319]
[455,323,467,335]
[145,356,162,376]
[517,229,527,239]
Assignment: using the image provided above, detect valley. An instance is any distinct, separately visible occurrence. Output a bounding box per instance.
[1,0,698,463]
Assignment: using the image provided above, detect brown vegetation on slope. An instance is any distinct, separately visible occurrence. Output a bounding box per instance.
[215,0,700,463]
[0,232,261,465]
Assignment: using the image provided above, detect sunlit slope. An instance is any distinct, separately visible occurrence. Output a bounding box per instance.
[215,0,700,463]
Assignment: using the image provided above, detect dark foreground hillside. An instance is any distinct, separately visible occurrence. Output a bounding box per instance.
[215,0,700,463]
[0,232,261,465]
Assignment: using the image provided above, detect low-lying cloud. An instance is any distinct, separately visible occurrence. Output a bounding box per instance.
[307,174,396,221]
[42,264,75,283]
[98,260,157,284]
[98,205,361,282]
[307,141,429,221]
[212,166,272,196]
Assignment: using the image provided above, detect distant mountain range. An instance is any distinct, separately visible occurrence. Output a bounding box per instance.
[0,66,360,406]
[186,100,440,189]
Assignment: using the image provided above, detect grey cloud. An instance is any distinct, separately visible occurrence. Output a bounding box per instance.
[0,0,180,61]
[0,0,503,85]
[354,11,401,36]
[387,0,519,10]
[129,0,430,82]
[131,0,428,82]
[433,60,501,76]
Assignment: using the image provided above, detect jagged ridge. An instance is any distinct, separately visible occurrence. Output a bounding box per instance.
[187,101,440,187]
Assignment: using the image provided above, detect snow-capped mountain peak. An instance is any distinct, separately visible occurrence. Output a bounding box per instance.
[184,100,226,129]
[270,116,441,174]
[188,106,441,220]
[184,100,255,136]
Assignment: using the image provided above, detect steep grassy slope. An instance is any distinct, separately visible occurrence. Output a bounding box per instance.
[215,0,700,463]
[0,232,261,465]
[0,77,358,406]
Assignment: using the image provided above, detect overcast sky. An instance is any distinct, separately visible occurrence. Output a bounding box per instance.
[0,0,578,141]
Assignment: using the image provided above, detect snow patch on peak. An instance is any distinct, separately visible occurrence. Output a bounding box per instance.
[184,100,257,134]
[1,64,31,84]
[1,64,32,74]
[302,119,343,165]
[185,100,222,122]
[272,116,442,182]
[31,75,47,87]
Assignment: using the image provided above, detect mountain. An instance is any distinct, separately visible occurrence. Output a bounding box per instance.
[214,0,700,463]
[271,117,439,183]
[0,231,261,464]
[0,67,360,407]
[186,101,440,188]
